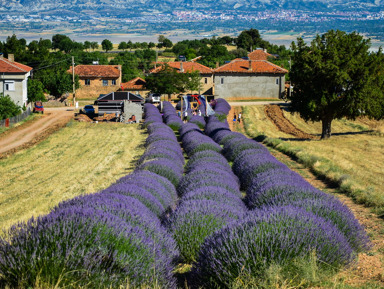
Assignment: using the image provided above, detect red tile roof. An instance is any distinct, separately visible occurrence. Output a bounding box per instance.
[215,60,288,74]
[69,65,121,78]
[0,57,32,73]
[121,77,146,90]
[248,49,274,61]
[150,62,213,74]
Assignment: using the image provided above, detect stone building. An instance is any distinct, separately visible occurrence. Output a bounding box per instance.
[213,59,288,100]
[68,65,122,99]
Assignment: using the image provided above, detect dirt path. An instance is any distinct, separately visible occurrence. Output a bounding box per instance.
[0,107,74,158]
[265,104,316,139]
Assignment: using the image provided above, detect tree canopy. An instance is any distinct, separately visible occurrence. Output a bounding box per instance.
[0,94,21,119]
[101,39,113,52]
[289,30,384,139]
[145,65,201,98]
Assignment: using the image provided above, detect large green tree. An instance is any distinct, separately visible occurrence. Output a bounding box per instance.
[146,65,200,100]
[28,79,46,102]
[289,30,384,139]
[101,39,113,52]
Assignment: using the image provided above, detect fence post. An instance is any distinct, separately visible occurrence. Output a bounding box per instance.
[5,118,9,127]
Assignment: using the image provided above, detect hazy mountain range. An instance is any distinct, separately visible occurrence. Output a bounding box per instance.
[1,0,383,12]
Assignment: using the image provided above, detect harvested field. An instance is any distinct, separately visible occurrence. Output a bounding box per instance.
[0,122,145,231]
[243,104,384,211]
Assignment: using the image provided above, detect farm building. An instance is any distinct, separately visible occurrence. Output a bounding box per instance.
[95,91,144,123]
[213,59,288,100]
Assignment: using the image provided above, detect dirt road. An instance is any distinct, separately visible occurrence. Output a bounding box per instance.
[0,107,74,157]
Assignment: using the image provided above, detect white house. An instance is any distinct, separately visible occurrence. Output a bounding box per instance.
[0,54,33,107]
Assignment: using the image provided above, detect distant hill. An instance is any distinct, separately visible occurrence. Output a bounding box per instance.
[0,0,383,12]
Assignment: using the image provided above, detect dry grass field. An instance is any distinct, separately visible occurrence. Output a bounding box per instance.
[242,105,384,212]
[0,121,146,231]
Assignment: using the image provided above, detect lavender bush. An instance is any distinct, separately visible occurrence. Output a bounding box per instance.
[137,158,183,186]
[117,170,177,203]
[192,206,354,288]
[223,138,269,162]
[103,183,166,217]
[213,98,231,115]
[189,115,206,129]
[232,153,288,190]
[180,186,247,210]
[177,173,241,197]
[167,200,245,263]
[53,192,179,258]
[0,208,177,288]
[179,122,203,139]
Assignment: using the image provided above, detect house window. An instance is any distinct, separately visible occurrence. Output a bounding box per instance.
[204,78,208,84]
[221,78,224,84]
[4,81,15,91]
[276,78,279,85]
[84,79,90,86]
[102,80,108,86]
[112,79,116,85]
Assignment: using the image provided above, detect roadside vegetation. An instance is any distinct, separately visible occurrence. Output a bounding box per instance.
[242,105,384,214]
[0,121,145,231]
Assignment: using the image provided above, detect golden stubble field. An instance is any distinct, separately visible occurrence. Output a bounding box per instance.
[0,121,146,232]
[243,105,384,211]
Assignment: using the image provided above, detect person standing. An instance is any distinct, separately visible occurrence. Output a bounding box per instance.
[238,112,242,123]
[233,113,237,123]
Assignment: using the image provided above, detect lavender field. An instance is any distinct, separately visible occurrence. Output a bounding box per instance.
[0,99,371,288]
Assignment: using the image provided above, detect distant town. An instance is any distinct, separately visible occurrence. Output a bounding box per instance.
[0,9,383,46]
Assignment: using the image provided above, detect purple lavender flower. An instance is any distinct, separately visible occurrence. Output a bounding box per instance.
[167,200,246,263]
[192,206,354,288]
[0,207,177,288]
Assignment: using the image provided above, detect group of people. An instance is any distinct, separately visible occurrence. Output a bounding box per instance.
[233,112,242,123]
[178,110,202,122]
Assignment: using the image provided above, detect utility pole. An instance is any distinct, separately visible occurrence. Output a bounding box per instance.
[72,56,76,106]
[155,50,158,69]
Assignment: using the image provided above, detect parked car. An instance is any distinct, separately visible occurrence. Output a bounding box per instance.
[81,105,95,115]
[33,101,44,114]
[145,93,161,104]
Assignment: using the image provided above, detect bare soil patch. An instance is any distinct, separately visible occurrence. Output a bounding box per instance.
[0,108,74,159]
[265,104,316,139]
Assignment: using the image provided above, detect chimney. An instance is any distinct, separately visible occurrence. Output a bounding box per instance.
[248,60,252,71]
[216,62,219,68]
[263,48,268,53]
[180,62,184,73]
[8,54,14,62]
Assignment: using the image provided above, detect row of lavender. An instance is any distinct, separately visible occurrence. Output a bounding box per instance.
[184,99,371,287]
[0,104,185,288]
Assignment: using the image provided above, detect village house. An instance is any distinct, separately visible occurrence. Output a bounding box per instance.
[120,77,149,97]
[0,54,33,107]
[151,61,214,97]
[214,59,288,100]
[68,65,122,99]
[248,49,274,61]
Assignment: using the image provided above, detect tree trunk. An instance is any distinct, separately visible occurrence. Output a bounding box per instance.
[321,118,332,139]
